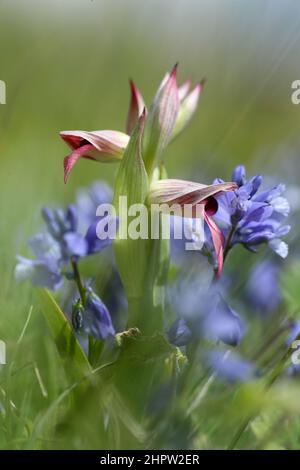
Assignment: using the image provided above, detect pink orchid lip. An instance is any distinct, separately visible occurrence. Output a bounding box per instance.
[191,197,218,217]
[204,211,224,277]
[198,198,224,278]
[149,179,237,276]
[60,130,129,154]
[189,198,223,277]
[63,144,96,184]
[192,199,223,277]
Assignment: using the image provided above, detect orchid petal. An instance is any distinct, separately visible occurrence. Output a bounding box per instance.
[204,212,224,277]
[126,80,146,134]
[60,130,129,154]
[172,80,205,139]
[149,179,237,207]
[149,178,236,275]
[178,79,191,101]
[60,130,129,183]
[63,144,93,183]
[143,64,180,173]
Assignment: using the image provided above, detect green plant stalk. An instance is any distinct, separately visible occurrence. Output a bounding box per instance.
[71,257,86,305]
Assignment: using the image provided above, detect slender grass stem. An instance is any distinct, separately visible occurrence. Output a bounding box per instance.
[71,257,86,305]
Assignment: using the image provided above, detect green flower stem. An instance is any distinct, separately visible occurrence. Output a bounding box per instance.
[127,296,143,329]
[127,289,164,335]
[71,257,86,305]
[223,224,236,263]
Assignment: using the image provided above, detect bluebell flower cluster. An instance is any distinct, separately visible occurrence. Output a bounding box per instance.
[166,163,291,382]
[214,165,290,259]
[15,181,118,345]
[15,182,115,290]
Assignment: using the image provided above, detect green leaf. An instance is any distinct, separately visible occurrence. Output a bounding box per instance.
[113,113,149,305]
[114,328,186,415]
[88,336,104,367]
[37,289,90,380]
[117,328,182,364]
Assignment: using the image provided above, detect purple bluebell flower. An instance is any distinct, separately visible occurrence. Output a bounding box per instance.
[15,233,63,290]
[42,205,78,240]
[213,165,290,259]
[85,216,118,255]
[15,255,63,290]
[15,182,116,290]
[61,232,88,259]
[15,206,87,290]
[207,350,255,383]
[245,260,282,314]
[168,274,244,347]
[203,297,244,346]
[75,181,117,256]
[42,205,89,260]
[168,318,193,346]
[72,289,115,340]
[76,181,113,229]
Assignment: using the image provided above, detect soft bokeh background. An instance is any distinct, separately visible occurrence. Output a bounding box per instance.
[1,0,300,449]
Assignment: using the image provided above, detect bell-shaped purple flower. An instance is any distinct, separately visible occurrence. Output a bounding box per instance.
[15,255,63,291]
[72,289,115,340]
[15,233,63,290]
[16,182,115,290]
[207,350,255,383]
[168,274,244,347]
[214,165,290,259]
[245,260,282,314]
[203,297,244,347]
[168,318,193,346]
[76,181,113,229]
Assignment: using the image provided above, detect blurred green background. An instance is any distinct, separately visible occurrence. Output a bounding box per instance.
[1,0,300,449]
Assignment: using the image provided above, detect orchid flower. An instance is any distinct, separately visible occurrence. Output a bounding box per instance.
[149,179,237,276]
[60,65,204,182]
[140,65,204,173]
[61,130,129,183]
